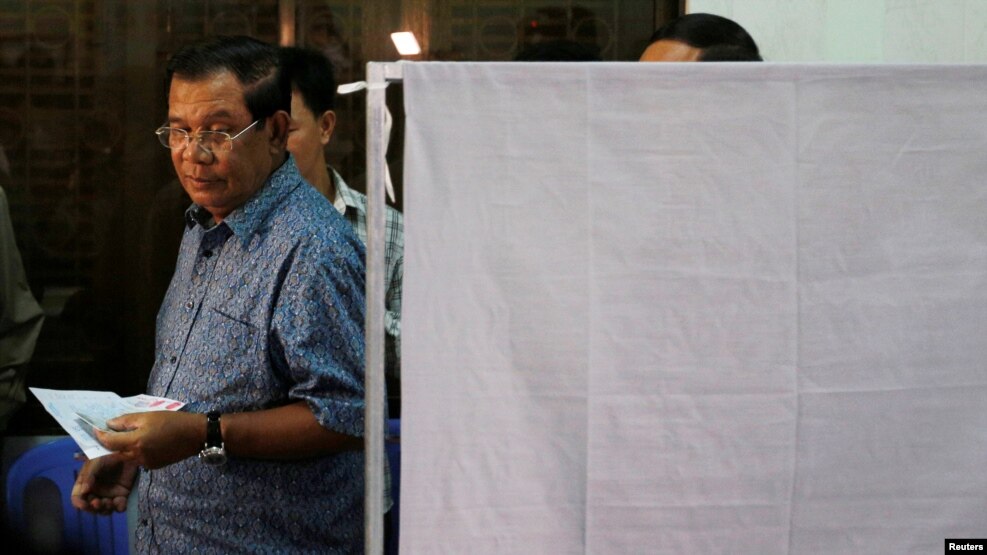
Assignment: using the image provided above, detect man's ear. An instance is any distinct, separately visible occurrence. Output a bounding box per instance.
[267,110,291,153]
[319,110,337,146]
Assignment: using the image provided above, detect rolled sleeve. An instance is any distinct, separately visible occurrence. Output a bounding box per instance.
[272,240,366,437]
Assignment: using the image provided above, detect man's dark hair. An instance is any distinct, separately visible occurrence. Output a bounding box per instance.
[165,35,290,122]
[698,44,762,62]
[280,46,337,115]
[649,13,762,61]
[514,39,602,62]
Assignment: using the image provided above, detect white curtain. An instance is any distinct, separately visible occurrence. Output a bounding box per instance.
[400,62,987,554]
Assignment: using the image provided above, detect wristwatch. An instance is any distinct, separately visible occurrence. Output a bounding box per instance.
[198,411,227,465]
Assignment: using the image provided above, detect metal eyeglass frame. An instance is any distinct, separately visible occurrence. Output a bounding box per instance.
[154,120,261,155]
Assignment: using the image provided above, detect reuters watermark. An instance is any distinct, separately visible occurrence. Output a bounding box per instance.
[946,539,986,552]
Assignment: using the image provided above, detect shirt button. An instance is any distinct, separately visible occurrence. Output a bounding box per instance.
[186,300,194,309]
[170,356,177,364]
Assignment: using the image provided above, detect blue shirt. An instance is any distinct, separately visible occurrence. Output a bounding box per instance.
[137,157,368,554]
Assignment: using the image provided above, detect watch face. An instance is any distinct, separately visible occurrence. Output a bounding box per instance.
[199,446,227,466]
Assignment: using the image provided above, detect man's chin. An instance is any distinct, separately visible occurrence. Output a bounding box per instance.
[186,196,228,221]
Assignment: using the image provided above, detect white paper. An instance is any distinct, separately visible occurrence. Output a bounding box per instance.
[29,388,186,459]
[400,63,987,554]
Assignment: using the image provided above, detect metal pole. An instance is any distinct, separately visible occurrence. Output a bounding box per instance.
[364,61,387,555]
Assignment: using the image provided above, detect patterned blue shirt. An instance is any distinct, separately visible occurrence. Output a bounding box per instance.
[137,157,368,554]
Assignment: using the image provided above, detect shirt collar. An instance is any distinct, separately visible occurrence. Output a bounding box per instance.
[184,155,304,248]
[184,204,214,229]
[330,166,359,216]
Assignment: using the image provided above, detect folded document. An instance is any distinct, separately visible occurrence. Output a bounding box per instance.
[29,388,186,459]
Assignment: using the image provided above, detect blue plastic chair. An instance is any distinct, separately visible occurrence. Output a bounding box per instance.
[5,437,129,554]
[385,418,401,555]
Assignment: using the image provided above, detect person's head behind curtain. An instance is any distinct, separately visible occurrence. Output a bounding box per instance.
[639,13,762,62]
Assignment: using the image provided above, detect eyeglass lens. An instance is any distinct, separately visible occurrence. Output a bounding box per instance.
[157,129,232,154]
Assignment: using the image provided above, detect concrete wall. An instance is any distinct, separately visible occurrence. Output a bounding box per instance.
[688,0,987,62]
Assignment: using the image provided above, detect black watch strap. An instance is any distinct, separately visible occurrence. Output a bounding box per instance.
[205,411,222,448]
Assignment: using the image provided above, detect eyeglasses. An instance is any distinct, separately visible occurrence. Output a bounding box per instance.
[154,120,260,155]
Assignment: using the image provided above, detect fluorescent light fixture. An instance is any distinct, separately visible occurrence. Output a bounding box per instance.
[391,32,421,56]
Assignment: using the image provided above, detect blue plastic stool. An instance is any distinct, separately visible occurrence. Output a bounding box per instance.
[5,437,129,554]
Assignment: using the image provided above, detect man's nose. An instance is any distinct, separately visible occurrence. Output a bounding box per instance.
[182,140,214,162]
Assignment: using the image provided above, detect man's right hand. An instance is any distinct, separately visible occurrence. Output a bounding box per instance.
[70,453,138,514]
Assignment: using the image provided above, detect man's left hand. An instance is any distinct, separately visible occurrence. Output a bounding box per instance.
[96,411,205,469]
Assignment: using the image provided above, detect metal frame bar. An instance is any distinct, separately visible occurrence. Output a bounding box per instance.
[365,60,404,555]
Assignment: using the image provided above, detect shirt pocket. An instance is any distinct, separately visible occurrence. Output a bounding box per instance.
[188,306,281,407]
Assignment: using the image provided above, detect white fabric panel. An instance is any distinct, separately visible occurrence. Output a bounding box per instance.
[792,66,987,554]
[400,62,987,554]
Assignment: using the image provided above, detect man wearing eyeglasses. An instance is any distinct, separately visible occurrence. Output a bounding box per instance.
[71,36,371,553]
